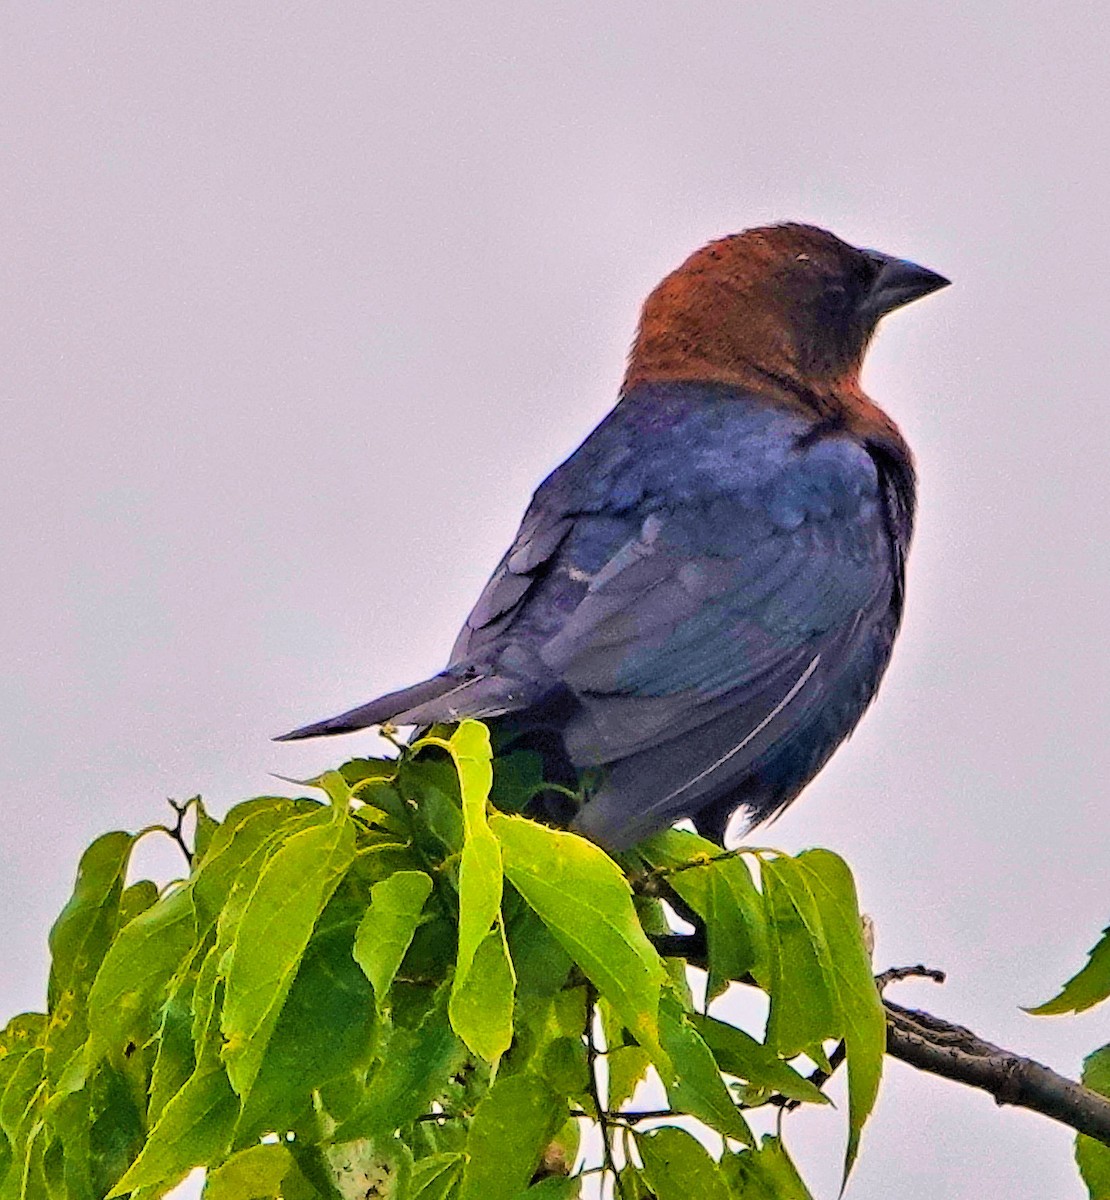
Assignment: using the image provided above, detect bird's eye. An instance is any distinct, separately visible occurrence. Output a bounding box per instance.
[795,253,811,263]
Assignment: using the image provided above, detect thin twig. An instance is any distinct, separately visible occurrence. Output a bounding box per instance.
[876,963,947,991]
[648,849,749,877]
[638,845,787,884]
[164,798,193,866]
[585,984,626,1200]
[780,1041,847,1112]
[571,1108,678,1125]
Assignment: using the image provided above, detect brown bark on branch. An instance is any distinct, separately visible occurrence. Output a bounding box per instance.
[884,1000,1110,1146]
[650,935,1110,1147]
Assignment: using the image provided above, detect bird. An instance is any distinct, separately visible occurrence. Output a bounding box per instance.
[278,223,949,851]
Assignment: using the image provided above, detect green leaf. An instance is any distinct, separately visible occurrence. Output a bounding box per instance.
[703,863,764,999]
[761,856,837,1062]
[1077,1044,1110,1200]
[512,983,587,1105]
[119,879,160,925]
[0,1014,47,1174]
[793,849,885,1178]
[11,1121,50,1200]
[429,723,511,1061]
[637,831,768,994]
[410,1152,465,1200]
[207,806,331,992]
[112,938,238,1195]
[551,988,588,1041]
[445,719,496,832]
[0,1029,44,1180]
[340,756,400,786]
[411,722,514,1062]
[83,1061,147,1196]
[147,938,210,1127]
[658,992,751,1143]
[203,1143,300,1199]
[418,791,466,857]
[491,813,666,1066]
[457,1073,566,1200]
[191,939,229,1062]
[87,884,196,1061]
[350,841,425,892]
[280,1143,337,1200]
[400,757,465,855]
[354,871,434,1005]
[192,797,220,864]
[192,799,303,931]
[507,909,572,1003]
[721,1134,814,1198]
[45,1111,83,1198]
[542,1037,589,1106]
[545,1117,581,1182]
[1028,925,1110,1016]
[0,1013,46,1057]
[2,734,912,1198]
[637,1126,730,1200]
[0,1047,46,1160]
[237,897,377,1141]
[45,833,135,1081]
[109,1055,238,1196]
[448,925,515,1064]
[690,1014,827,1104]
[517,1178,581,1198]
[606,1045,651,1111]
[615,1167,654,1200]
[220,810,356,1099]
[489,749,547,815]
[335,995,462,1142]
[48,832,135,1003]
[400,916,458,989]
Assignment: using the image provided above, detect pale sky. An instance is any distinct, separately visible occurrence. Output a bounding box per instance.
[2,4,1109,1197]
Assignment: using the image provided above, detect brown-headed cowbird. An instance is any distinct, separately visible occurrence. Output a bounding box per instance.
[278,224,948,850]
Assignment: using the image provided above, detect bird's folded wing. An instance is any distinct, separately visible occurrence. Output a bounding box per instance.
[539,502,892,764]
[450,407,896,767]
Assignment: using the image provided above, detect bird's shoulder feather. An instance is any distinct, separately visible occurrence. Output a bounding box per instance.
[453,383,890,659]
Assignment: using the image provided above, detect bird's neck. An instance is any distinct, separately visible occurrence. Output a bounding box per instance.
[622,362,910,459]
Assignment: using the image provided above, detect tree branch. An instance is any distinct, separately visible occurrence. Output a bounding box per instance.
[652,936,1110,1147]
[876,963,947,990]
[163,797,194,866]
[884,1000,1110,1145]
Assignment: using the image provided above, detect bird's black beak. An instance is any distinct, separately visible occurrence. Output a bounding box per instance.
[860,250,950,321]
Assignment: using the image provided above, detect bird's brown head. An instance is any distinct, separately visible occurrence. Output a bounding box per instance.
[624,223,949,414]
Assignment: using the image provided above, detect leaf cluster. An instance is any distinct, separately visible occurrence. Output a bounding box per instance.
[0,721,886,1199]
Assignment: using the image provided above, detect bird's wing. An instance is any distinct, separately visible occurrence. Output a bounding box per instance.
[451,507,578,647]
[549,477,893,764]
[278,388,909,751]
[451,416,897,764]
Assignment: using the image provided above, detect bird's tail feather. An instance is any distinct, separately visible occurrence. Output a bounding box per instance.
[274,671,531,741]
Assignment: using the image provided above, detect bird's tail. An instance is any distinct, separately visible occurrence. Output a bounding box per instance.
[275,670,531,741]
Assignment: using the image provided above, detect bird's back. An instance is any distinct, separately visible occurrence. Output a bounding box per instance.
[450,381,912,847]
